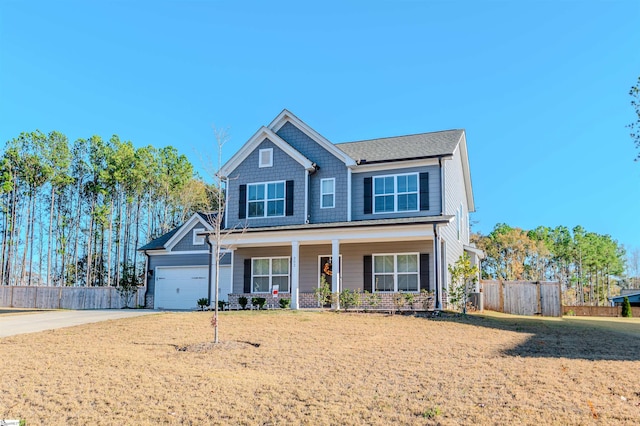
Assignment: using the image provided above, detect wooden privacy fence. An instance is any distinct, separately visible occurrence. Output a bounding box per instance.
[481,280,562,317]
[0,286,146,309]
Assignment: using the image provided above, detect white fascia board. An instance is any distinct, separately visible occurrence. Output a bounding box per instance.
[458,131,475,212]
[150,250,210,256]
[164,213,215,251]
[220,126,314,177]
[222,225,436,247]
[350,157,441,173]
[268,109,357,167]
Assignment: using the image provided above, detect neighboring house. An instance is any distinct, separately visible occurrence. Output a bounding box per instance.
[610,291,640,307]
[140,109,480,310]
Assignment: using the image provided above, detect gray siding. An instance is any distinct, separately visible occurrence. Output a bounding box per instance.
[147,253,210,295]
[172,222,209,251]
[277,122,348,223]
[351,165,441,221]
[233,242,434,294]
[225,138,306,229]
[439,147,469,293]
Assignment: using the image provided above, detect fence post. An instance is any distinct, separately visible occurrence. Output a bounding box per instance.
[536,281,542,315]
[499,280,504,313]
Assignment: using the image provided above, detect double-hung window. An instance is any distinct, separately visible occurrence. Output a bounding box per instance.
[373,253,419,292]
[374,173,418,213]
[248,181,285,218]
[320,178,335,208]
[252,257,290,293]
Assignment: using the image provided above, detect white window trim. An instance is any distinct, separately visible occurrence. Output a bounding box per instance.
[259,148,273,168]
[373,173,419,214]
[320,178,335,209]
[251,256,290,294]
[192,228,205,245]
[372,252,420,293]
[456,205,461,241]
[247,180,286,218]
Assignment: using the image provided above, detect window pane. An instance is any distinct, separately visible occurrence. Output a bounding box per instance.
[398,274,418,292]
[272,258,289,275]
[383,195,394,212]
[374,274,394,291]
[267,182,284,199]
[374,177,384,195]
[407,174,418,192]
[398,194,408,211]
[322,194,333,208]
[253,277,269,293]
[248,201,264,218]
[397,254,418,272]
[406,194,417,211]
[248,184,264,201]
[322,179,333,194]
[267,200,284,216]
[384,177,394,194]
[253,259,269,275]
[374,255,394,273]
[272,276,289,292]
[398,175,407,193]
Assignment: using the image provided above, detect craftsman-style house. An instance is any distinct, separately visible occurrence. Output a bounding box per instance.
[140,110,480,310]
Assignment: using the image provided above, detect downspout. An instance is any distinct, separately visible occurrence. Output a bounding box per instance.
[433,224,441,310]
[439,158,445,215]
[205,235,214,305]
[347,168,352,221]
[304,169,310,224]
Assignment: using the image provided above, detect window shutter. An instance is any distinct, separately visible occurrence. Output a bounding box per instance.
[420,253,430,291]
[420,173,429,211]
[363,255,372,292]
[286,180,294,216]
[364,177,372,214]
[243,259,251,293]
[238,185,247,219]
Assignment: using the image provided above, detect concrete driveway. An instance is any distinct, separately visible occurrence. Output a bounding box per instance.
[0,309,157,338]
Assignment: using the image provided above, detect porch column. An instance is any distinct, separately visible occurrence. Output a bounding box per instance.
[291,241,300,310]
[331,239,340,310]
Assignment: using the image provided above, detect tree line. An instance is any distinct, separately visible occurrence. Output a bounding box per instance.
[473,224,627,306]
[0,130,216,287]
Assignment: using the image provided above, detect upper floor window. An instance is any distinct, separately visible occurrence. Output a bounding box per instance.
[374,173,418,213]
[259,148,273,168]
[320,178,335,209]
[248,181,285,218]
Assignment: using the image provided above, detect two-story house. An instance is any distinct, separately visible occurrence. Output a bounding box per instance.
[139,110,480,310]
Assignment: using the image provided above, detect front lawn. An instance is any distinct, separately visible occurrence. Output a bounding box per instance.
[1,310,639,425]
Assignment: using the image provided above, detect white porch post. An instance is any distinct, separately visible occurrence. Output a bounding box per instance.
[291,241,300,310]
[331,239,340,310]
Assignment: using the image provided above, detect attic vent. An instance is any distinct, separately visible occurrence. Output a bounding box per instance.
[259,148,273,168]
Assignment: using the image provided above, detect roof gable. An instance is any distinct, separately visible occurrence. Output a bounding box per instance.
[268,109,356,167]
[144,212,216,252]
[220,126,314,178]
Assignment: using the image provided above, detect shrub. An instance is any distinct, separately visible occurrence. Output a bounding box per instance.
[404,292,415,309]
[421,289,435,311]
[363,291,381,310]
[218,300,228,311]
[422,406,441,419]
[238,296,248,310]
[252,297,267,310]
[197,298,209,311]
[279,298,291,309]
[314,275,332,307]
[393,293,405,313]
[339,289,360,310]
[622,296,632,317]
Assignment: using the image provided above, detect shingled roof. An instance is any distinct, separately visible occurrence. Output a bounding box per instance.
[335,129,464,163]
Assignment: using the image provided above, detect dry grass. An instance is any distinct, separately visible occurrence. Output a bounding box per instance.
[1,310,639,425]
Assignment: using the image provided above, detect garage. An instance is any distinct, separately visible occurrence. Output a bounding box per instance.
[154,266,233,310]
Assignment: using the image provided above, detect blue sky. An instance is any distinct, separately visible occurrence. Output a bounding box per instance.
[1,1,639,249]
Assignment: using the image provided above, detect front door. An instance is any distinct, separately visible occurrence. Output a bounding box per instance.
[319,256,341,308]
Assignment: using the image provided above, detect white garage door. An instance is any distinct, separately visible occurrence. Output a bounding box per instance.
[155,267,209,310]
[154,266,233,310]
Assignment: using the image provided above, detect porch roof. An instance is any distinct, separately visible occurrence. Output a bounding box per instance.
[200,216,453,247]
